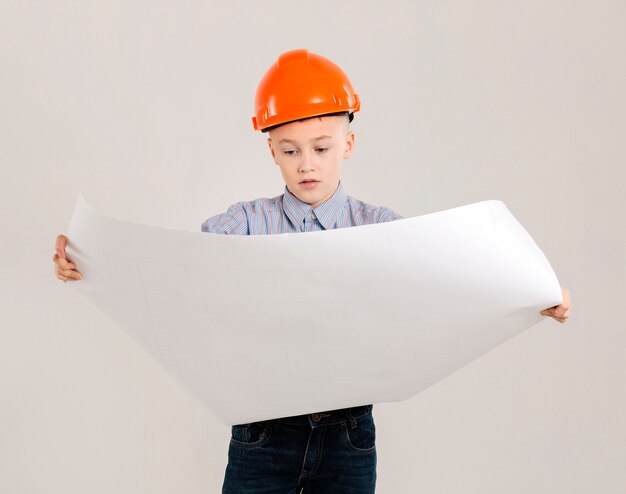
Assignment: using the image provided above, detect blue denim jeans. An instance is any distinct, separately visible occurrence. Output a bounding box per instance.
[222,404,377,493]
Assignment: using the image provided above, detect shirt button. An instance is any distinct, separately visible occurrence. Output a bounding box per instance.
[311,212,317,219]
[312,413,322,422]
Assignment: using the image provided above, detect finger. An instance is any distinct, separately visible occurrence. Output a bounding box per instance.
[52,251,75,267]
[66,270,82,280]
[55,234,68,259]
[56,272,72,282]
[557,307,571,318]
[57,273,81,281]
[56,266,82,280]
[53,254,76,270]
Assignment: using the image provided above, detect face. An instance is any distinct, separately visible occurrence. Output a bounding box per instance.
[267,115,355,208]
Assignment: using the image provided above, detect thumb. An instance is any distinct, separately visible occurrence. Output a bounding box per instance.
[55,234,67,259]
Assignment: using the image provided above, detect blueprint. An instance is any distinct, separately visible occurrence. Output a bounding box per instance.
[66,193,562,425]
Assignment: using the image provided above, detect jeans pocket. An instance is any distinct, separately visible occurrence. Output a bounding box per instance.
[343,412,376,452]
[230,421,272,448]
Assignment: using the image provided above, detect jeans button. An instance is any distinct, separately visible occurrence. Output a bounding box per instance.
[312,413,321,422]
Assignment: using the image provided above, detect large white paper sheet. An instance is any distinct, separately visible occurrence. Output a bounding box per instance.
[66,194,562,425]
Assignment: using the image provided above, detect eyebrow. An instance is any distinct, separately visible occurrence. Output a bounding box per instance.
[277,135,333,144]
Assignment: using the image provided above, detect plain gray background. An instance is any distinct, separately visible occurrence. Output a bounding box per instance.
[1,1,625,492]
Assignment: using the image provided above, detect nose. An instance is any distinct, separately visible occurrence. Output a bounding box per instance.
[298,150,315,173]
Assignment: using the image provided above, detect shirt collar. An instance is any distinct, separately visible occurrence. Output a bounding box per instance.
[282,181,348,230]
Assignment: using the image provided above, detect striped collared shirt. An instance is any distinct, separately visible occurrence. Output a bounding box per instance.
[201,182,402,235]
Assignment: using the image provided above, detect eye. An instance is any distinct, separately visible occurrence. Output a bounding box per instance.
[283,150,297,156]
[316,147,328,153]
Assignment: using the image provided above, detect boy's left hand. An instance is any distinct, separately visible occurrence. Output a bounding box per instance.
[540,287,572,323]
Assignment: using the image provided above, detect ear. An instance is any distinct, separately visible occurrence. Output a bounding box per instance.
[267,137,279,165]
[342,130,355,159]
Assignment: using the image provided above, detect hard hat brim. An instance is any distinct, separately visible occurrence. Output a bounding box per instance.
[260,111,354,133]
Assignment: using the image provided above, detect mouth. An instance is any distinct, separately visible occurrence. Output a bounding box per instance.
[299,179,320,189]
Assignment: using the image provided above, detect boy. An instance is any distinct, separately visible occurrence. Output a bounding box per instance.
[53,49,571,493]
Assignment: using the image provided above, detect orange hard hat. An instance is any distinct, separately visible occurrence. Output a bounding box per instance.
[252,49,361,132]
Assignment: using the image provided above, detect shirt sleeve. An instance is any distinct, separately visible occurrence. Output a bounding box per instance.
[200,202,249,235]
[376,207,404,223]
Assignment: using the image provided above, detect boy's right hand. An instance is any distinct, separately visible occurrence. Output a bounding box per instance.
[53,234,83,282]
